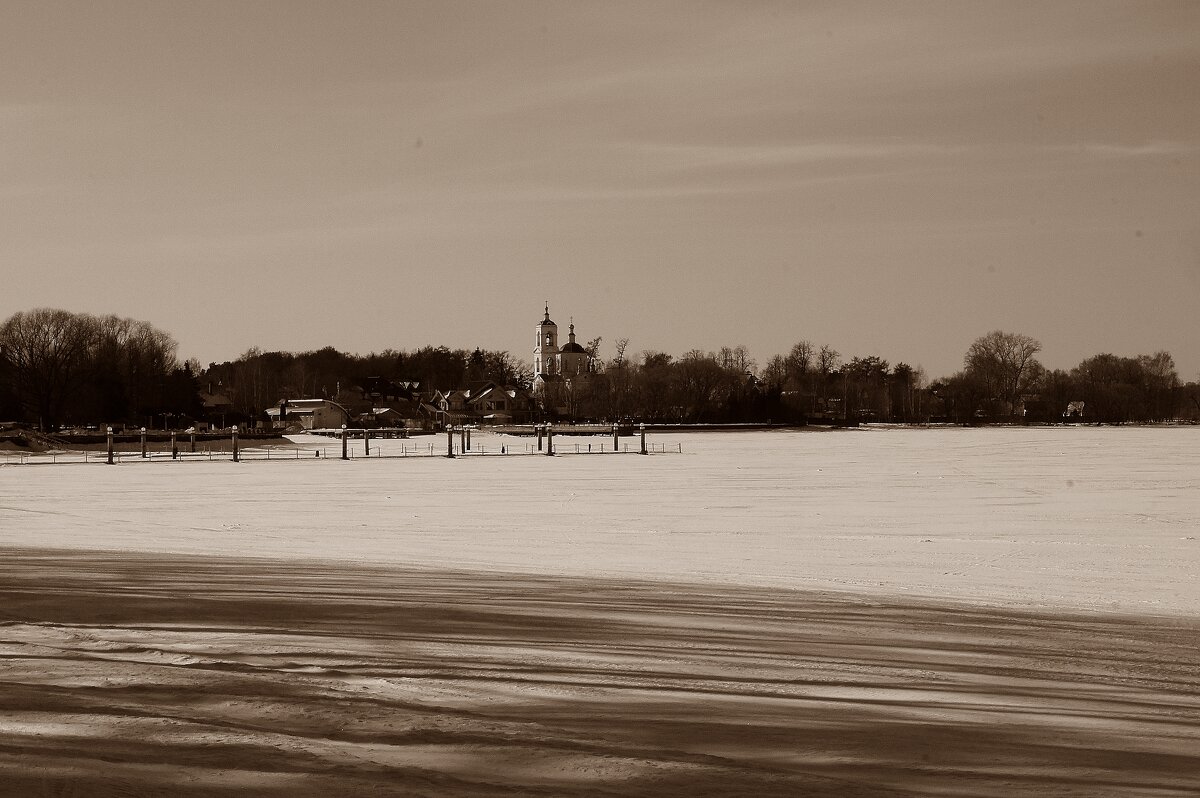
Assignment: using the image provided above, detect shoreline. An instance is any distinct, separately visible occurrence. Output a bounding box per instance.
[4,419,1198,453]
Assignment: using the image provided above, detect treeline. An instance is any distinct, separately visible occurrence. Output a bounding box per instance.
[546,341,926,423]
[0,308,201,431]
[930,331,1192,424]
[202,345,529,422]
[550,334,1199,425]
[2,308,1198,429]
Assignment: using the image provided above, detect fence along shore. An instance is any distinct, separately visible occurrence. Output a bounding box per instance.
[1,423,682,465]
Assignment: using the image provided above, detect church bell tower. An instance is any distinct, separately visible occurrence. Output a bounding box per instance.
[534,304,559,377]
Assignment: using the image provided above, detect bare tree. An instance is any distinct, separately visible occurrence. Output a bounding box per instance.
[812,345,841,411]
[637,350,674,419]
[784,341,813,388]
[733,345,755,374]
[0,309,98,430]
[1138,351,1180,421]
[677,350,727,421]
[718,345,755,374]
[762,355,787,392]
[98,315,179,422]
[816,345,840,375]
[963,330,1042,414]
[584,336,603,377]
[231,347,268,419]
[612,338,629,367]
[607,338,631,418]
[283,359,314,399]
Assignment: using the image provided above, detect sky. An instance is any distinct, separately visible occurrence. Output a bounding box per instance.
[1,0,1197,380]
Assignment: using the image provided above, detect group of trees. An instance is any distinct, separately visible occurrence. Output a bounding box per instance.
[3,308,1198,429]
[556,343,768,423]
[0,308,200,431]
[550,340,929,424]
[933,331,1194,424]
[201,345,530,423]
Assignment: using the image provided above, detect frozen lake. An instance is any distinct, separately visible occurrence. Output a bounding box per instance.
[3,426,1197,616]
[3,426,1200,796]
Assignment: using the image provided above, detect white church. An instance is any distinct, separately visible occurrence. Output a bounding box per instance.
[532,305,592,391]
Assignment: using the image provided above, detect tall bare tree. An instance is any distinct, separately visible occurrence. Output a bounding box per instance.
[785,341,814,389]
[761,355,787,393]
[1138,351,1180,421]
[607,338,631,418]
[963,330,1042,414]
[816,345,840,375]
[0,309,98,430]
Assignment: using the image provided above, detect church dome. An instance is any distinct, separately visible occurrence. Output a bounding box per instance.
[559,341,586,354]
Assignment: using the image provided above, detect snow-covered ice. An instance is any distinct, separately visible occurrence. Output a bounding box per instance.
[3,426,1200,797]
[3,425,1197,615]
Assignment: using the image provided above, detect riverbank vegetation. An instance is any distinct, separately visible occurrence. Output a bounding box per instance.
[2,308,1196,430]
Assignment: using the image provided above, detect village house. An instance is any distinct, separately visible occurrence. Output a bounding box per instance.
[197,385,236,429]
[265,398,351,430]
[431,381,536,426]
[339,377,435,429]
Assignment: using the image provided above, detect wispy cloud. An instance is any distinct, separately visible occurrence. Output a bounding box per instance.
[1058,141,1196,158]
[624,141,969,170]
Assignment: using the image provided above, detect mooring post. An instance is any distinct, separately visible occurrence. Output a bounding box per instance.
[536,424,544,451]
[232,425,240,462]
[640,423,647,455]
[466,427,471,451]
[341,424,349,460]
[612,423,618,452]
[364,429,370,457]
[140,427,147,458]
[446,426,455,458]
[545,423,554,456]
[171,431,178,460]
[106,426,114,465]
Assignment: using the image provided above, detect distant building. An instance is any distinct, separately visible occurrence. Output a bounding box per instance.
[431,381,536,426]
[532,305,595,418]
[469,381,536,424]
[198,385,236,429]
[533,304,592,380]
[266,398,351,430]
[338,377,434,429]
[533,305,559,378]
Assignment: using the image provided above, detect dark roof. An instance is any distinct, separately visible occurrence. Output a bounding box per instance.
[559,341,586,354]
[200,392,233,408]
[355,376,415,400]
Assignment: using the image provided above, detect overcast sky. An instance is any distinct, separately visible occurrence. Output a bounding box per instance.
[2,1,1197,379]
